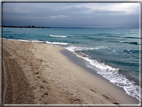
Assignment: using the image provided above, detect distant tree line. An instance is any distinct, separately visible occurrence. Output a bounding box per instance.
[2,25,50,28]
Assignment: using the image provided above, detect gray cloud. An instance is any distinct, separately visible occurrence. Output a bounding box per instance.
[3,3,140,28]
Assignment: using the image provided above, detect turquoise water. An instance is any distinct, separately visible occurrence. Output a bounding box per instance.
[2,27,141,101]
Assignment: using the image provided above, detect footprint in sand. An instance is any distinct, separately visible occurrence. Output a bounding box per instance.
[44,92,48,96]
[102,95,119,104]
[113,102,119,104]
[40,85,44,89]
[90,89,96,93]
[34,72,39,74]
[41,92,48,98]
[102,95,109,99]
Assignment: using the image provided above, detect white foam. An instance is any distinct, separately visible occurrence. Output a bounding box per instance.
[5,38,45,43]
[30,40,43,43]
[46,41,68,45]
[50,35,67,38]
[66,45,107,51]
[6,38,30,42]
[65,45,141,101]
[4,38,68,45]
[13,39,45,43]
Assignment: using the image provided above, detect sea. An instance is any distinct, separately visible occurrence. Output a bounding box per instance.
[2,27,141,101]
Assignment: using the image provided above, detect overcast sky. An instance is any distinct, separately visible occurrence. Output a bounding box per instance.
[2,2,140,28]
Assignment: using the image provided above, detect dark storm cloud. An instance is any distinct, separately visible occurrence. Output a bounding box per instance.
[3,3,140,28]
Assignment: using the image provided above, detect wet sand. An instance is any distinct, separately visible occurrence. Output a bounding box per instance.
[2,39,139,105]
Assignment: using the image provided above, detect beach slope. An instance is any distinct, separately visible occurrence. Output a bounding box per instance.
[2,39,139,104]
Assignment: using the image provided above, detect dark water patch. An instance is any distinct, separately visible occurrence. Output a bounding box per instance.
[125,42,139,45]
[9,36,13,38]
[119,41,139,45]
[123,49,139,54]
[124,37,140,39]
[108,40,139,45]
[88,37,104,41]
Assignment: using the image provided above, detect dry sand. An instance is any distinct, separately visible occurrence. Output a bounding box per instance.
[2,39,139,105]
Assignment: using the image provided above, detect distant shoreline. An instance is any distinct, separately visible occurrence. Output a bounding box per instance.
[1,26,139,29]
[2,26,50,28]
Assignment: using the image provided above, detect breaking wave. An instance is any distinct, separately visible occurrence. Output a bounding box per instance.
[65,45,140,101]
[50,35,67,38]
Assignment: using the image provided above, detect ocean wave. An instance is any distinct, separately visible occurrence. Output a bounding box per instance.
[46,41,68,45]
[65,45,141,101]
[66,45,107,51]
[66,45,139,55]
[50,35,67,38]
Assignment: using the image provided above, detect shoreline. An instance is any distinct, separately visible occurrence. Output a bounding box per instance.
[61,49,109,81]
[2,39,139,105]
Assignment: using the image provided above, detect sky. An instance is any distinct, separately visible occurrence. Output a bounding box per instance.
[2,1,141,28]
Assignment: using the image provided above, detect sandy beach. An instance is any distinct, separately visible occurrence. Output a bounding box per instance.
[2,39,139,105]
